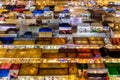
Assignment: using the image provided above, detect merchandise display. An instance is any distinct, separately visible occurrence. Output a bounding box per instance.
[0,0,120,79]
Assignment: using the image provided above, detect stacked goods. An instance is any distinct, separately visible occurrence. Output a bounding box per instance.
[88,37,104,45]
[87,63,107,78]
[13,40,35,45]
[67,48,76,53]
[42,53,66,58]
[69,63,78,75]
[88,63,105,69]
[59,48,68,53]
[39,63,68,75]
[76,53,93,58]
[59,29,72,34]
[92,10,106,20]
[42,49,51,53]
[39,63,68,68]
[42,48,59,53]
[0,49,7,58]
[67,53,76,58]
[113,31,120,38]
[39,68,68,75]
[59,30,66,34]
[15,49,41,58]
[39,32,46,37]
[76,49,92,58]
[5,49,16,58]
[14,49,27,58]
[52,38,66,45]
[19,64,38,75]
[66,30,72,34]
[26,49,41,58]
[77,63,88,78]
[45,32,52,37]
[39,27,52,37]
[113,23,120,30]
[73,37,89,45]
[50,49,59,53]
[110,38,120,45]
[36,38,51,45]
[59,48,76,53]
[76,49,91,53]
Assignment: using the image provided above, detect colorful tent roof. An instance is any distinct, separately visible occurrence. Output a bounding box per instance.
[0,70,9,77]
[11,64,21,70]
[39,27,52,32]
[32,10,44,15]
[0,63,12,70]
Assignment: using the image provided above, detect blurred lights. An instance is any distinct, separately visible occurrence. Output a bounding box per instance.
[70,8,74,12]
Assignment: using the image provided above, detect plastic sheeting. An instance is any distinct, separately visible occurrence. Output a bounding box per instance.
[0,70,9,77]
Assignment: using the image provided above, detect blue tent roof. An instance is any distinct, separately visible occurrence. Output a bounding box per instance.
[62,9,69,13]
[106,8,115,12]
[39,27,52,32]
[0,37,14,44]
[0,70,9,77]
[32,10,44,15]
[0,37,14,41]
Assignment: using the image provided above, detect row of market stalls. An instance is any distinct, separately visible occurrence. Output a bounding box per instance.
[0,63,109,80]
[0,48,101,58]
[0,1,120,80]
[1,37,120,46]
[0,37,106,45]
[1,21,111,37]
[0,47,119,62]
[0,61,118,80]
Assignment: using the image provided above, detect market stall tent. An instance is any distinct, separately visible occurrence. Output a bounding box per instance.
[32,10,44,15]
[10,64,21,78]
[0,49,7,58]
[39,27,52,32]
[0,70,10,80]
[13,40,35,45]
[35,38,51,45]
[24,31,32,38]
[0,70,9,77]
[0,37,14,44]
[59,23,72,34]
[59,9,70,18]
[52,38,66,45]
[14,49,41,58]
[19,64,38,75]
[0,63,12,69]
[77,23,91,32]
[39,27,52,37]
[91,23,103,32]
